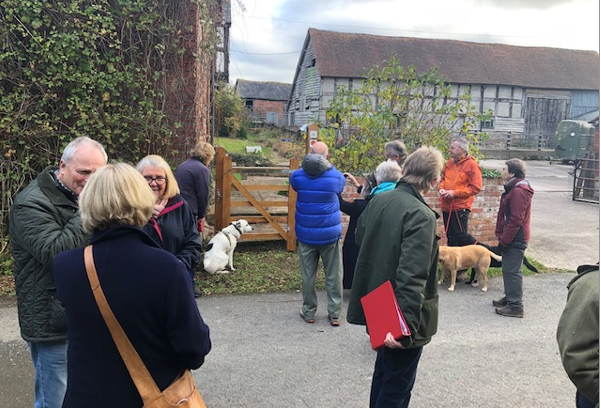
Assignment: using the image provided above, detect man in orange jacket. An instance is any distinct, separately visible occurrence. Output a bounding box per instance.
[438,137,482,268]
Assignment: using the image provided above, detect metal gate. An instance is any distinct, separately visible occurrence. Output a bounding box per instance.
[573,153,599,203]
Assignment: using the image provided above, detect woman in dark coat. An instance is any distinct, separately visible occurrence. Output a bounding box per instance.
[137,155,202,295]
[340,161,404,289]
[53,163,211,408]
[340,173,376,289]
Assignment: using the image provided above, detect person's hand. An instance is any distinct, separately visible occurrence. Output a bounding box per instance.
[153,198,168,218]
[439,189,455,198]
[384,332,404,349]
[343,173,360,188]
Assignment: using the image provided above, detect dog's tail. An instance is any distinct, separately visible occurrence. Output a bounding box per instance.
[523,257,539,273]
[487,250,502,262]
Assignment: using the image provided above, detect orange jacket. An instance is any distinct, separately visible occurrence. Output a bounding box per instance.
[438,156,482,212]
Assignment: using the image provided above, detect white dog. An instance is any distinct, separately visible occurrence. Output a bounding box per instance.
[203,219,254,274]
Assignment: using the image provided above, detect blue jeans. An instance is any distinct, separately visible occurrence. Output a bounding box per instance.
[370,346,423,408]
[28,340,68,408]
[576,390,596,408]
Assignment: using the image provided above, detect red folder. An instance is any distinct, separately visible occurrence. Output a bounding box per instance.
[360,280,411,350]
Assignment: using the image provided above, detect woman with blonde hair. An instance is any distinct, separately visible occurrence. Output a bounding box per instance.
[136,155,202,294]
[53,163,211,407]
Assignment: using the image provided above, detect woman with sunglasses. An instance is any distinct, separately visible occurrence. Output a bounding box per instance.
[136,155,202,295]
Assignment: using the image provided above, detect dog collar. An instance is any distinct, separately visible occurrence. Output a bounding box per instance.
[231,222,243,235]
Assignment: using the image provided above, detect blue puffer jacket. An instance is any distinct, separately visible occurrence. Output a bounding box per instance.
[290,154,345,245]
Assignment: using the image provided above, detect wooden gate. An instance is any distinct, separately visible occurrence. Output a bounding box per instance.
[214,147,299,250]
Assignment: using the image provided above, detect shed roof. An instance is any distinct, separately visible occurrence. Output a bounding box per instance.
[235,79,292,101]
[308,28,600,90]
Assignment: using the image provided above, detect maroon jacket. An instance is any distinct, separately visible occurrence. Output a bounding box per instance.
[495,178,534,248]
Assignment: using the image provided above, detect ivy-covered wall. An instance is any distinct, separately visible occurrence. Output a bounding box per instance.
[0,0,220,260]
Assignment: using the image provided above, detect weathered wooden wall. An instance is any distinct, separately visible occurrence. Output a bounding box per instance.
[287,36,596,152]
[288,40,322,126]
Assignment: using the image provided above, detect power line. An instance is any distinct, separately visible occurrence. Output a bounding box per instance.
[231,49,300,56]
[247,15,560,41]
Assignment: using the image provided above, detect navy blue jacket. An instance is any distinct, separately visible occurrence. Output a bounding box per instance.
[143,194,201,274]
[290,154,345,245]
[53,226,211,408]
[174,157,211,219]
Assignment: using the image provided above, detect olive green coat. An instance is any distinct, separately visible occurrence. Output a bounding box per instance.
[347,181,440,348]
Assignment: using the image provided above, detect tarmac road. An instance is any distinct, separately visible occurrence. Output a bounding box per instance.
[0,274,579,407]
[0,160,598,407]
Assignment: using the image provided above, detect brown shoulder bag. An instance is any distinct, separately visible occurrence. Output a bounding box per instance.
[84,245,208,408]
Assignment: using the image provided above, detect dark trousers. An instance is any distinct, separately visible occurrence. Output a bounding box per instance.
[501,245,525,309]
[370,346,423,408]
[576,390,596,408]
[442,210,470,246]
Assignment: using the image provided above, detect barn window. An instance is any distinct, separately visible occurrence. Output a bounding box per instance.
[481,119,494,130]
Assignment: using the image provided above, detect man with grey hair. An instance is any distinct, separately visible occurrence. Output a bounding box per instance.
[290,141,346,326]
[344,139,407,193]
[438,137,482,276]
[10,136,107,408]
[384,139,408,166]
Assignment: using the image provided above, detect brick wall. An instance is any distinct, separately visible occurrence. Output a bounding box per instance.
[164,0,213,165]
[340,177,503,246]
[253,100,285,116]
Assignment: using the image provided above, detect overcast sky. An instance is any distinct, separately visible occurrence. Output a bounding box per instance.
[228,0,600,85]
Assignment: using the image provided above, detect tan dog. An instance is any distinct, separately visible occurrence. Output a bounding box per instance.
[438,245,502,292]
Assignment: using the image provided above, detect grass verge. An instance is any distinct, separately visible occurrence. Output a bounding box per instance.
[195,241,566,297]
[196,241,325,296]
[0,243,569,303]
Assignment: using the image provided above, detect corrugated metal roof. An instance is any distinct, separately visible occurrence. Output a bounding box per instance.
[235,79,292,101]
[309,28,600,90]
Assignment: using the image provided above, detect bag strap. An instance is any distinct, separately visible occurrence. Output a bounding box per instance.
[84,245,161,403]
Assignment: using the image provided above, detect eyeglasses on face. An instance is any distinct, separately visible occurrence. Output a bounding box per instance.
[143,175,167,185]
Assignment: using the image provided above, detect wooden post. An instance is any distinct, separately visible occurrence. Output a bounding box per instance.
[214,147,226,231]
[305,123,320,154]
[220,154,232,230]
[287,157,299,251]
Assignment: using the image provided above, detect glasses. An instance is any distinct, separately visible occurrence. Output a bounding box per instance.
[144,175,167,185]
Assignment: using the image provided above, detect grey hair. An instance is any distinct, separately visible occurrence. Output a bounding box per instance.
[384,140,407,166]
[375,161,402,184]
[136,154,180,199]
[61,136,108,164]
[452,137,469,155]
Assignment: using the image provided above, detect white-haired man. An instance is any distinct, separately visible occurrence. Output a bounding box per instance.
[10,136,107,408]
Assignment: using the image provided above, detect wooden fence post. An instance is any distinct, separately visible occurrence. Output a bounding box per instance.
[287,157,299,251]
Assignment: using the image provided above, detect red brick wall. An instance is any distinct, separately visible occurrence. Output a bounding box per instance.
[164,1,213,165]
[253,100,285,116]
[340,177,503,246]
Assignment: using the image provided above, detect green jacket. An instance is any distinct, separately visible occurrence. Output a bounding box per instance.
[347,181,440,348]
[557,265,599,406]
[9,166,89,342]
